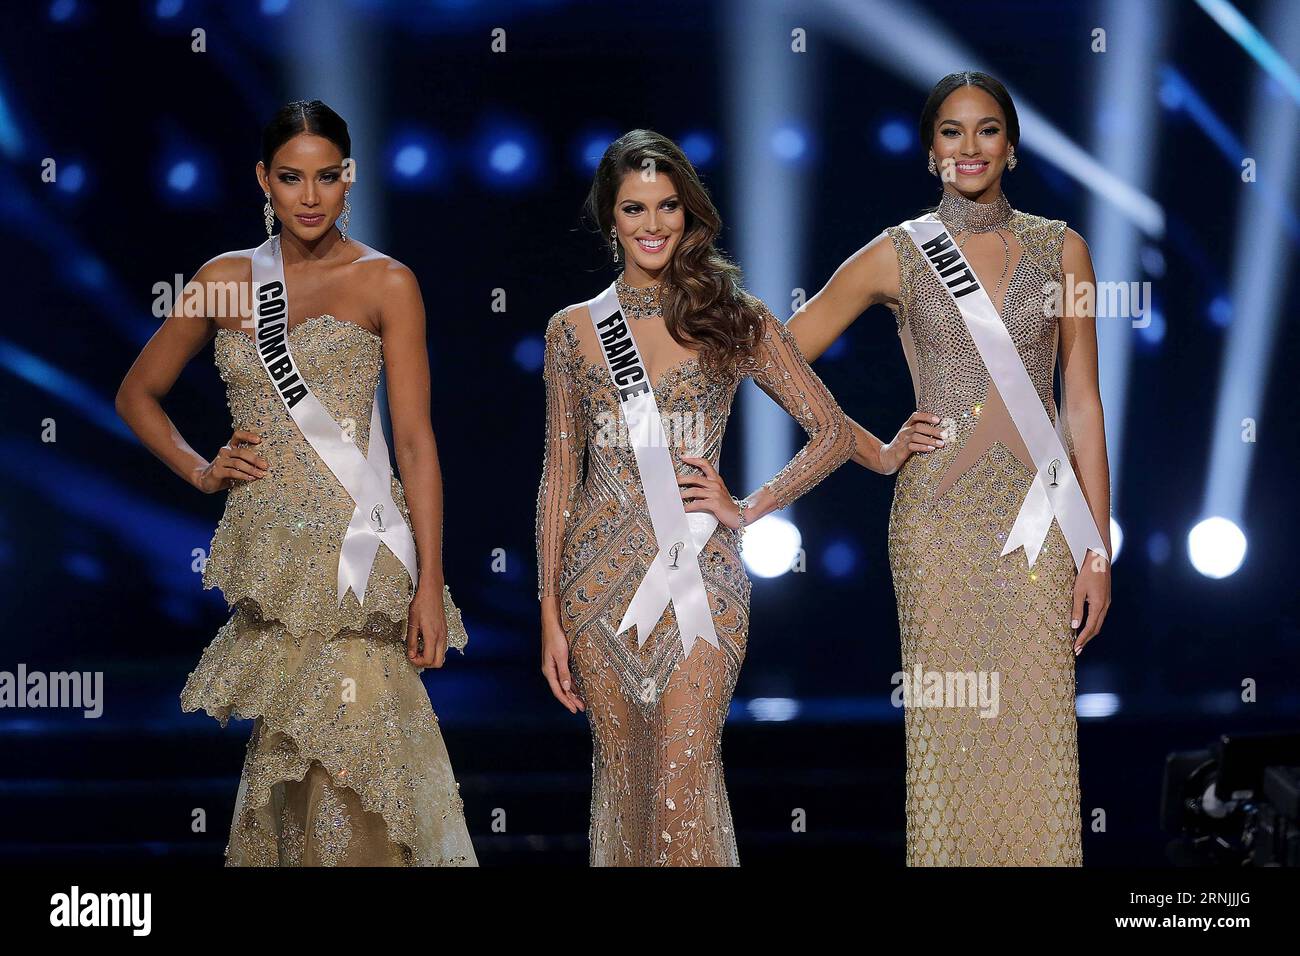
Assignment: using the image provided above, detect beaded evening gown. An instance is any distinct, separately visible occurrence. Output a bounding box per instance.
[536,277,853,866]
[884,190,1083,865]
[182,313,477,867]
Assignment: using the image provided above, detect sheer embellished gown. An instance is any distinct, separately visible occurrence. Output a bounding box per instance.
[182,314,478,867]
[885,191,1084,865]
[536,277,853,866]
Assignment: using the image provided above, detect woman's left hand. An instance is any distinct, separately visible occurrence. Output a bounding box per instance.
[1071,550,1111,656]
[407,583,449,668]
[678,455,742,530]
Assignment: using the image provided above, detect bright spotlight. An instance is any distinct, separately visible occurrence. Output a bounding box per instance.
[474,124,539,188]
[746,697,801,722]
[393,144,427,178]
[1109,517,1123,563]
[741,514,802,579]
[576,130,616,171]
[166,160,197,193]
[678,131,715,167]
[1136,307,1165,348]
[512,335,543,374]
[1207,295,1233,328]
[1187,516,1247,579]
[1076,693,1121,718]
[770,124,808,163]
[877,118,912,154]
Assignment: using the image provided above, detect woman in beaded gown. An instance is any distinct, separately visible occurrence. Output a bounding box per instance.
[116,101,476,867]
[536,130,854,866]
[789,73,1113,865]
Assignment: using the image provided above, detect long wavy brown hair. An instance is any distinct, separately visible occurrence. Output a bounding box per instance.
[584,129,763,381]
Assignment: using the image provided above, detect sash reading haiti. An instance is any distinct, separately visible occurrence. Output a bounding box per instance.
[900,214,1108,571]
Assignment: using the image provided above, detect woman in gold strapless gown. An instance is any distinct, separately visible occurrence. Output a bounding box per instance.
[536,130,854,866]
[116,100,476,866]
[790,73,1114,865]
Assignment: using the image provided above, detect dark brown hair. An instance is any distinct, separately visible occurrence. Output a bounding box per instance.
[260,99,351,168]
[919,71,1020,150]
[584,129,762,381]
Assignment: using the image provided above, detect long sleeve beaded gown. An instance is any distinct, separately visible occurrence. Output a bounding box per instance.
[181,313,478,867]
[884,190,1086,865]
[536,276,854,866]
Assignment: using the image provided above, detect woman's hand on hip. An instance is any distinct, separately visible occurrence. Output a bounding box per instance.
[678,455,741,530]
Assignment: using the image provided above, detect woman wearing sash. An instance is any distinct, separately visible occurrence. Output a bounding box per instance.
[116,100,476,866]
[536,129,854,866]
[789,73,1113,865]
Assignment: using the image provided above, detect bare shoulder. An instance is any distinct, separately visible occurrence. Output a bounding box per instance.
[350,243,419,296]
[193,247,256,284]
[1062,226,1091,257]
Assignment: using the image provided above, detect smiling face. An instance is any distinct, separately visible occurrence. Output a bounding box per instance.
[256,132,349,243]
[612,170,686,280]
[931,85,1012,197]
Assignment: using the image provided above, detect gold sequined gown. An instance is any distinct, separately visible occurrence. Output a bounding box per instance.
[885,191,1083,865]
[182,314,477,867]
[536,278,853,866]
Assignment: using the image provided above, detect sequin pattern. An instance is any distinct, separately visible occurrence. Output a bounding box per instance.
[535,281,853,865]
[885,198,1083,865]
[184,315,476,867]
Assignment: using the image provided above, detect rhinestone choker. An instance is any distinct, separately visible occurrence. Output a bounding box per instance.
[936,190,1013,233]
[615,274,664,320]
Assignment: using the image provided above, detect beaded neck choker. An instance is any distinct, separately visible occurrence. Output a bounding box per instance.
[937,190,1013,233]
[615,273,664,320]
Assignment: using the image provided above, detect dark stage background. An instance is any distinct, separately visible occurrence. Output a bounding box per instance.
[1,0,1297,866]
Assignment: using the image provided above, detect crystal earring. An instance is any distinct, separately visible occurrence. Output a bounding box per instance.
[263,193,275,237]
[1007,146,1018,171]
[927,151,938,176]
[338,195,351,241]
[609,225,619,263]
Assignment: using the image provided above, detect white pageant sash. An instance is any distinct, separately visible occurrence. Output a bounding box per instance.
[584,283,720,658]
[899,215,1108,571]
[250,235,418,604]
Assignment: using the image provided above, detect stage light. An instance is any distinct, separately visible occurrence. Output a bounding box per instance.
[1109,518,1123,563]
[822,540,858,578]
[260,0,290,14]
[1205,295,1231,328]
[678,131,715,167]
[741,514,802,579]
[1136,307,1165,349]
[56,162,85,195]
[154,0,183,19]
[387,129,444,189]
[1146,532,1171,565]
[1187,516,1247,579]
[490,140,525,174]
[1140,245,1166,278]
[166,160,197,194]
[727,0,807,506]
[394,144,427,178]
[770,124,809,164]
[877,118,912,154]
[48,0,76,23]
[473,123,540,188]
[513,335,544,374]
[1195,0,1300,105]
[746,697,801,722]
[1201,0,1300,534]
[576,130,616,171]
[1077,693,1121,718]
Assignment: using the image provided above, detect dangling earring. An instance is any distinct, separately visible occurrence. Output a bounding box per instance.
[927,151,938,176]
[609,225,620,263]
[338,195,351,241]
[263,193,275,237]
[1007,146,1018,171]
